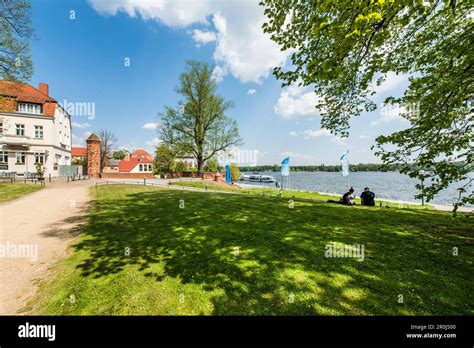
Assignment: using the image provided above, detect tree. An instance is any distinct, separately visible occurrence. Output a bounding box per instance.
[261,0,473,211]
[159,60,242,176]
[153,143,175,176]
[98,129,117,174]
[112,149,129,160]
[204,158,219,172]
[230,163,240,182]
[173,160,188,173]
[35,163,44,180]
[0,0,33,81]
[72,158,86,166]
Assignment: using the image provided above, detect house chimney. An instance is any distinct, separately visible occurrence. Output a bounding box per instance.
[39,83,49,96]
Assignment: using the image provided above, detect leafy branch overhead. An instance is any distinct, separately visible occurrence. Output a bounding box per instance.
[261,0,473,210]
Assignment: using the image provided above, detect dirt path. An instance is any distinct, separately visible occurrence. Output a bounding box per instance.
[0,179,95,314]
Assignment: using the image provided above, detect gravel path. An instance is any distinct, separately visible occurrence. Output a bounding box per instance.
[0,179,95,314]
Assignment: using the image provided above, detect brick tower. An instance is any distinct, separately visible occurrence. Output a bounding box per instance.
[86,133,101,178]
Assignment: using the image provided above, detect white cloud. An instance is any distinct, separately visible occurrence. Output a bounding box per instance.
[359,135,371,139]
[289,129,331,138]
[192,29,217,45]
[371,105,410,126]
[211,11,289,83]
[374,72,408,94]
[274,83,321,118]
[87,0,291,84]
[87,0,213,27]
[280,151,314,161]
[146,137,162,147]
[72,131,92,147]
[72,122,90,129]
[289,128,346,145]
[212,65,228,83]
[143,122,160,130]
[247,89,256,95]
[331,137,347,146]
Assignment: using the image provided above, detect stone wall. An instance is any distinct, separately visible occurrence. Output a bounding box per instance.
[101,172,154,179]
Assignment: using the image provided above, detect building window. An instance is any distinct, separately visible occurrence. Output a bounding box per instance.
[139,164,143,171]
[34,152,44,164]
[18,102,42,114]
[0,122,3,136]
[148,164,152,171]
[15,152,25,164]
[34,125,43,139]
[16,124,25,136]
[0,151,7,163]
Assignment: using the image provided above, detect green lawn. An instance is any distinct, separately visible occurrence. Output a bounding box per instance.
[30,184,473,315]
[0,182,43,202]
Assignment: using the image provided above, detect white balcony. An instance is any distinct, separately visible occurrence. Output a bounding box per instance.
[0,134,32,147]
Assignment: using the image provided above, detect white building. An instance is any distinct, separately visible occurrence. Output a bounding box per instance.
[176,156,197,169]
[0,81,72,177]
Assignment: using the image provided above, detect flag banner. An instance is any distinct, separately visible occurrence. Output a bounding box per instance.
[281,157,290,176]
[340,150,349,177]
[225,164,231,183]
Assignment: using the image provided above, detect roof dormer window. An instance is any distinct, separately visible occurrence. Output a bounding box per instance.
[18,102,42,115]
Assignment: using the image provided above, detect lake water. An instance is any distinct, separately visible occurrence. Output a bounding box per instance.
[242,171,473,207]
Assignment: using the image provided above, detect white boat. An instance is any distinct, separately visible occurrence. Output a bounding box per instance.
[248,175,261,181]
[260,175,276,183]
[240,174,276,183]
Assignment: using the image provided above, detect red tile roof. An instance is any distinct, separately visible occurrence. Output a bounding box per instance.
[119,155,152,172]
[0,80,57,116]
[72,147,87,157]
[130,149,153,161]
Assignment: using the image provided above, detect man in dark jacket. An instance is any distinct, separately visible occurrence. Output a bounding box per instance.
[360,187,375,206]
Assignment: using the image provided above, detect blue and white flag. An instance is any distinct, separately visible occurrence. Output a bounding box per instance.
[340,150,349,177]
[281,157,290,176]
[225,164,231,183]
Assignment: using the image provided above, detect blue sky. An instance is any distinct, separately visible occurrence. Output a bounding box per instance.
[29,0,410,165]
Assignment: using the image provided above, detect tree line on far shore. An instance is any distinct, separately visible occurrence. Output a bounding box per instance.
[239,162,474,174]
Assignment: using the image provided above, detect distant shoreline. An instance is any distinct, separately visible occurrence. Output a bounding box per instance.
[243,170,402,173]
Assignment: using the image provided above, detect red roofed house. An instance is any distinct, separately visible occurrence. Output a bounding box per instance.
[72,147,87,163]
[0,80,72,177]
[118,149,154,175]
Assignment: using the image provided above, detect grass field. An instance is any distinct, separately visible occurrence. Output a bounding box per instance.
[0,182,43,202]
[30,184,473,315]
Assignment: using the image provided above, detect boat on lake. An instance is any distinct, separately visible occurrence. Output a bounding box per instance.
[240,174,276,183]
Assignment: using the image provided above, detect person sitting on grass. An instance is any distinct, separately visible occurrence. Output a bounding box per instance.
[327,187,356,205]
[342,187,356,205]
[360,187,375,206]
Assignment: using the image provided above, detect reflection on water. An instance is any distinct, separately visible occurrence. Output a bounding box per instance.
[242,171,472,206]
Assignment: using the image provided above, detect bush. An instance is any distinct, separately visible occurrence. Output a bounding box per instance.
[36,163,44,179]
[230,163,240,181]
[204,158,219,172]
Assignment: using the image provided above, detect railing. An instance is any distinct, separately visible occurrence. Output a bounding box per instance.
[0,172,17,183]
[94,179,236,195]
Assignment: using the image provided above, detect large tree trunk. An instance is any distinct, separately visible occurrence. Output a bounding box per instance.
[197,157,204,177]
